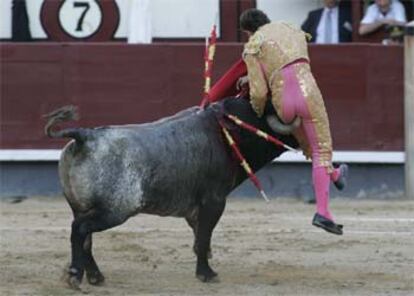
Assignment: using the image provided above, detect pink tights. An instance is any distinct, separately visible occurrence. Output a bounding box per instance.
[280,65,340,221]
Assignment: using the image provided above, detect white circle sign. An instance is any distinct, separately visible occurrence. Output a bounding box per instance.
[58,0,103,38]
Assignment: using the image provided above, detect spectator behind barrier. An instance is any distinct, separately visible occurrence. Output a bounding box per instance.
[12,0,31,41]
[359,0,407,37]
[301,0,352,44]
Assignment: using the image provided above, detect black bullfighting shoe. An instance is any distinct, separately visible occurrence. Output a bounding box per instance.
[334,164,349,191]
[312,213,343,235]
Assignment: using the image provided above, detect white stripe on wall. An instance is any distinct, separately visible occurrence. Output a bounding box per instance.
[0,149,405,164]
[0,149,62,161]
[274,151,405,164]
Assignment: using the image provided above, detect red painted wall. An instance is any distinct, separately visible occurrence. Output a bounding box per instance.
[0,43,404,150]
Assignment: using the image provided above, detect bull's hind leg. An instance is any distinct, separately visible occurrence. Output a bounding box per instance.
[195,199,226,282]
[83,234,105,285]
[186,213,213,259]
[66,210,124,290]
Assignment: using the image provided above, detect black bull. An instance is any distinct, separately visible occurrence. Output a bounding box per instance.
[45,97,298,289]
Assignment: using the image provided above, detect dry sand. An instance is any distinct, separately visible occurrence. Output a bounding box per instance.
[1,197,413,296]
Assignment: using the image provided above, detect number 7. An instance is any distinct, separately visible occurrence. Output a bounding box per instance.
[74,1,90,32]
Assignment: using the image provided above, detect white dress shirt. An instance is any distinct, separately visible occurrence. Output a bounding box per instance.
[316,6,339,44]
[361,0,407,24]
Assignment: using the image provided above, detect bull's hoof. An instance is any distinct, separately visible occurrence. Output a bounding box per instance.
[196,268,219,283]
[86,271,105,286]
[68,276,82,290]
[62,266,82,290]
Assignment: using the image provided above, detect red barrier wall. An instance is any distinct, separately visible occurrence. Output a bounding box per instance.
[0,43,404,150]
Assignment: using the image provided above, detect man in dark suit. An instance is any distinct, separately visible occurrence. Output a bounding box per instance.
[301,0,352,43]
[12,0,31,41]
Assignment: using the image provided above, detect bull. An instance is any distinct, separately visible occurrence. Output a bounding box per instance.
[44,97,298,289]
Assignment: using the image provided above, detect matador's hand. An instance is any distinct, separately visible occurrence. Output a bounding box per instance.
[236,75,249,91]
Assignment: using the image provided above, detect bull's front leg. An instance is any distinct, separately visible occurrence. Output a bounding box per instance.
[194,199,225,282]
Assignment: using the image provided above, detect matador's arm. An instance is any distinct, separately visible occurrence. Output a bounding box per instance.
[243,54,269,117]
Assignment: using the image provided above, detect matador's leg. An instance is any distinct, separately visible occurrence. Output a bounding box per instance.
[278,63,346,234]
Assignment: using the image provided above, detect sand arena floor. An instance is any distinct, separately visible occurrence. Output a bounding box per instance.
[1,197,413,296]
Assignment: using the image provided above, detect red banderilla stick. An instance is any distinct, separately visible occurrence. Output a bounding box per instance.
[225,113,298,153]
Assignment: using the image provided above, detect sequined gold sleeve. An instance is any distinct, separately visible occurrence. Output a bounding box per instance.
[243,54,269,117]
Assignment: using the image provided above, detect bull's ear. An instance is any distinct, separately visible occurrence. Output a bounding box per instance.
[266,115,301,135]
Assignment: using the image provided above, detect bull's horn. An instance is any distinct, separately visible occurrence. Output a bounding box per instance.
[266,115,301,135]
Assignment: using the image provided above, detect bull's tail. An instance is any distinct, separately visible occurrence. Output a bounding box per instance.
[43,105,87,143]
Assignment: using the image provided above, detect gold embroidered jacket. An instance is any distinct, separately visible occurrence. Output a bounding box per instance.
[242,22,310,117]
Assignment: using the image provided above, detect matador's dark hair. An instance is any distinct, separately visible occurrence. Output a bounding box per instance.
[239,9,271,33]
